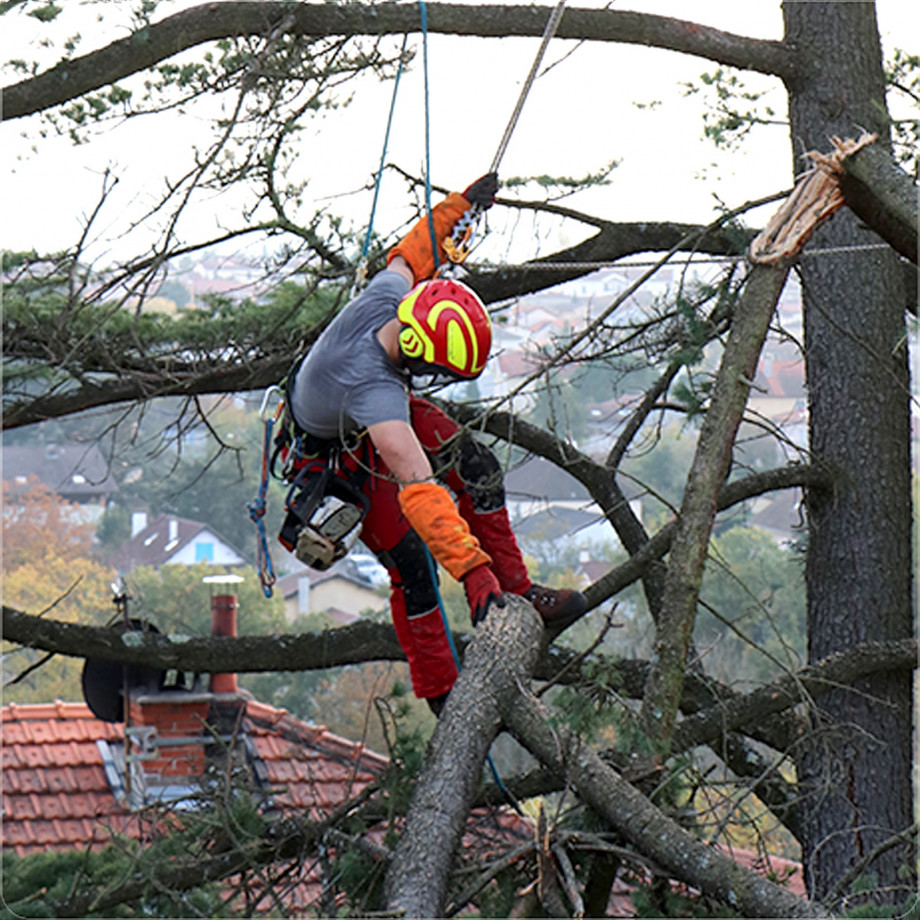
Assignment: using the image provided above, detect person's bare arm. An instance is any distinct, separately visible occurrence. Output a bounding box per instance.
[367,418,432,487]
[387,255,414,286]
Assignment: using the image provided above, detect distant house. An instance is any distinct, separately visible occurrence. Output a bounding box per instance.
[108,513,248,573]
[275,554,388,623]
[503,455,616,547]
[2,443,116,523]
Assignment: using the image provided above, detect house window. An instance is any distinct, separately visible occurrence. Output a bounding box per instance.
[195,542,214,563]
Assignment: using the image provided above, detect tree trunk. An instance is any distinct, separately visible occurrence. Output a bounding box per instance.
[383,594,543,918]
[782,1,915,905]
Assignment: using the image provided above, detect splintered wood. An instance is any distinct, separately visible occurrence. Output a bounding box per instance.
[748,132,878,264]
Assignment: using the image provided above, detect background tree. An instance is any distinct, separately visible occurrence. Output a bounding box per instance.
[1,479,115,703]
[2,1,916,915]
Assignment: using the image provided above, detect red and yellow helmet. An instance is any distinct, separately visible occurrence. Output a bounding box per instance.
[397,279,492,380]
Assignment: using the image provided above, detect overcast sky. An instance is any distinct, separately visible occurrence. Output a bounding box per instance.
[1,1,916,268]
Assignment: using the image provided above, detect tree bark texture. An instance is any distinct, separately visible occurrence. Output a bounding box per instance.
[839,143,918,266]
[638,262,790,753]
[383,594,543,918]
[0,4,794,121]
[782,1,915,904]
[502,686,832,919]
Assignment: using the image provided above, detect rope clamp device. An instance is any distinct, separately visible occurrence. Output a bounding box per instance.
[440,205,482,272]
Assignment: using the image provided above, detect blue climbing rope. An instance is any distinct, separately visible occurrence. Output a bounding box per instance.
[353,34,410,295]
[249,387,283,598]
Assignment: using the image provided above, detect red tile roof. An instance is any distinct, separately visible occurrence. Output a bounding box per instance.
[1,695,535,915]
[2,702,140,855]
[1,699,802,913]
[1,699,387,859]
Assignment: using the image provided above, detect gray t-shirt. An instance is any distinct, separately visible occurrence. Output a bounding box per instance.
[290,270,412,439]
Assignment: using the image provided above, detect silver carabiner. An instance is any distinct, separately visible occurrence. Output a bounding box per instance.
[259,385,284,421]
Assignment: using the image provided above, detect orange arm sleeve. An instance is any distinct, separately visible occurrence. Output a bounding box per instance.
[387,192,470,284]
[397,481,492,581]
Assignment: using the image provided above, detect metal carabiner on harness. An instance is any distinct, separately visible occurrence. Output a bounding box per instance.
[259,385,284,422]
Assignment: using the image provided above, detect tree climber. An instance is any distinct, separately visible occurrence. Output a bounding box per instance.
[278,174,586,712]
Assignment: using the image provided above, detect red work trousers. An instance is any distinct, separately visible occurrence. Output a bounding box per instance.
[353,397,532,700]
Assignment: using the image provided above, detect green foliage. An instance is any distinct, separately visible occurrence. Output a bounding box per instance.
[629,875,736,918]
[841,876,920,918]
[886,49,920,176]
[0,841,227,918]
[26,1,59,22]
[551,657,623,744]
[332,848,387,913]
[124,561,287,640]
[95,503,132,549]
[503,159,621,194]
[3,256,338,406]
[682,67,783,151]
[672,376,713,421]
[0,782,274,917]
[696,525,806,684]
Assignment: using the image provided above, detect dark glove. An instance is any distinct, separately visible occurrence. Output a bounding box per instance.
[462,173,499,210]
[463,563,505,626]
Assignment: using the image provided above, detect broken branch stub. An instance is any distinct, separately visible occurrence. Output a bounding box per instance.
[749,132,878,264]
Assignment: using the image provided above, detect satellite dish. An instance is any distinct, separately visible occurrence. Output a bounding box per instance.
[81,619,166,723]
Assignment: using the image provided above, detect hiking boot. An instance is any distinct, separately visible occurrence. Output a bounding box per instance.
[523,584,587,629]
[427,692,450,717]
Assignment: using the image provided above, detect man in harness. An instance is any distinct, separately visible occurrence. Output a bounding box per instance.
[281,174,586,712]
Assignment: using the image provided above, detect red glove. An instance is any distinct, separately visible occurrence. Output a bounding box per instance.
[463,563,505,626]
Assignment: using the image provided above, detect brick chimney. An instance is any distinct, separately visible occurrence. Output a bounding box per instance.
[126,577,244,791]
[209,592,238,694]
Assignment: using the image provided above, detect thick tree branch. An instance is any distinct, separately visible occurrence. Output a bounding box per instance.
[501,686,832,918]
[0,464,826,674]
[2,4,793,122]
[469,219,755,302]
[4,216,751,431]
[671,638,918,754]
[2,357,292,429]
[639,262,790,753]
[383,595,543,918]
[0,607,406,672]
[839,142,919,265]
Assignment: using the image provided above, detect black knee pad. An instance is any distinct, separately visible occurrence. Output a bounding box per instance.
[381,530,440,617]
[446,434,505,513]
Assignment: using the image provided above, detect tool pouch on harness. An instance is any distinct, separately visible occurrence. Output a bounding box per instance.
[276,434,371,571]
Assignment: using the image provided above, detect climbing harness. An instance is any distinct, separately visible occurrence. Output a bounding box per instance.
[277,439,371,571]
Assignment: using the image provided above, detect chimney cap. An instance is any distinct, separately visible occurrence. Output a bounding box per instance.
[202,573,244,586]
